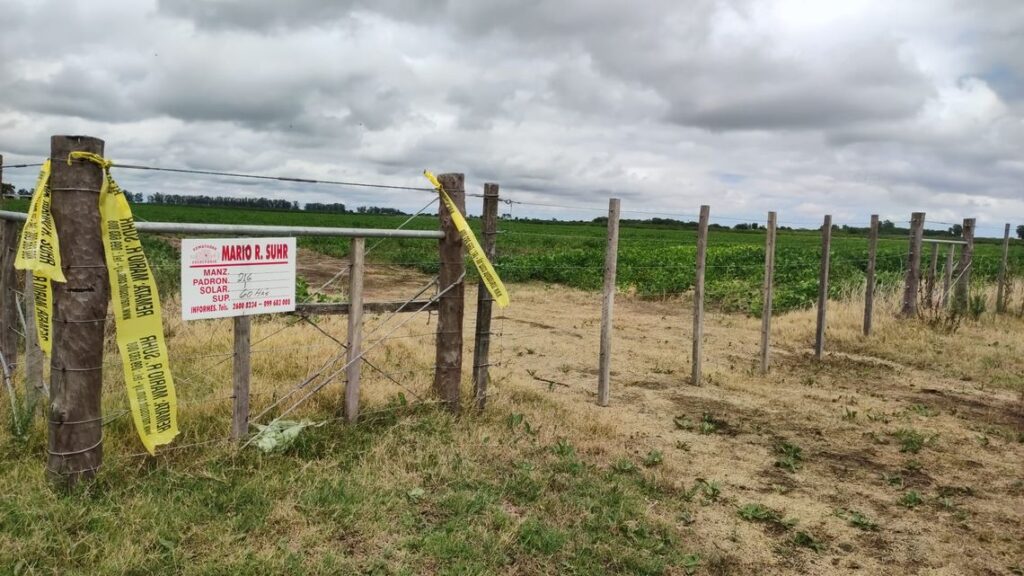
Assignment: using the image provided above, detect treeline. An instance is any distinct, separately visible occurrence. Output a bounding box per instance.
[148,193,298,210]
[143,193,406,215]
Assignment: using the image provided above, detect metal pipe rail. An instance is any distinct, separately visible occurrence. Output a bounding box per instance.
[0,210,443,239]
[922,238,968,245]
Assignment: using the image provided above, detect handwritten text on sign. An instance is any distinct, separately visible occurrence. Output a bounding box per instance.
[181,237,296,321]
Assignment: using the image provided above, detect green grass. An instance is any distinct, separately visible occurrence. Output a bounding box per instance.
[4,198,1020,314]
[0,400,702,575]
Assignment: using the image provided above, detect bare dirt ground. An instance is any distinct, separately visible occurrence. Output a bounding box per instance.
[173,247,1024,574]
[486,281,1023,575]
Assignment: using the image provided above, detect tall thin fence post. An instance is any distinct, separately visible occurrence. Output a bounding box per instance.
[864,215,878,336]
[434,173,465,413]
[0,218,18,376]
[597,198,620,406]
[941,246,955,309]
[345,237,365,423]
[472,183,499,410]
[24,271,44,412]
[47,135,108,488]
[996,223,1011,314]
[0,150,19,375]
[759,211,776,374]
[692,205,709,385]
[815,215,832,360]
[926,242,939,309]
[954,218,975,312]
[901,212,925,317]
[231,316,251,441]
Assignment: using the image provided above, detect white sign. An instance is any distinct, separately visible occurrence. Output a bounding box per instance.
[181,237,296,321]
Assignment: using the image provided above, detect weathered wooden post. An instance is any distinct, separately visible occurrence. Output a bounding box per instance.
[0,152,19,376]
[864,215,878,336]
[692,205,709,385]
[47,135,108,488]
[231,316,251,441]
[472,183,499,410]
[344,237,365,423]
[941,246,955,309]
[926,242,939,309]
[954,218,975,312]
[996,223,1011,314]
[0,217,18,376]
[901,212,925,317]
[814,215,832,360]
[597,198,620,406]
[434,173,465,412]
[759,211,776,374]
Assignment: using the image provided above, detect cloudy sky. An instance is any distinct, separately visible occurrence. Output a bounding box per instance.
[1,0,1022,234]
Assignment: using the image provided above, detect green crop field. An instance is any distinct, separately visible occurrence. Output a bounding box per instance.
[2,198,1019,314]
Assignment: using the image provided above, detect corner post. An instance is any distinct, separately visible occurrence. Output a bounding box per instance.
[47,135,108,488]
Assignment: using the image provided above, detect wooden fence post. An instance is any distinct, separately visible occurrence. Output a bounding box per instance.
[692,205,709,385]
[472,183,499,410]
[759,211,776,374]
[900,212,925,317]
[996,222,1010,314]
[926,242,939,309]
[231,316,251,441]
[345,237,365,423]
[815,215,832,360]
[0,219,18,376]
[597,198,620,406]
[864,215,878,336]
[434,173,465,413]
[954,218,975,312]
[0,153,11,374]
[941,246,955,309]
[47,135,108,488]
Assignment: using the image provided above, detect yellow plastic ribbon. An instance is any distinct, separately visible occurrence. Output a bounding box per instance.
[67,151,179,454]
[14,160,60,354]
[423,170,509,308]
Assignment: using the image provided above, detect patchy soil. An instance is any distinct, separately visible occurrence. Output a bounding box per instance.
[482,281,1024,576]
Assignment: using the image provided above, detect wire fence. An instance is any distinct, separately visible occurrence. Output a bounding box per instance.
[2,155,1022,478]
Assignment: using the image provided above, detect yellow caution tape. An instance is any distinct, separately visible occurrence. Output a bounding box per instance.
[16,153,178,453]
[14,160,60,354]
[69,151,179,454]
[423,170,509,308]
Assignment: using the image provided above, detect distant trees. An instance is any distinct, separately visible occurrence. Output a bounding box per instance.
[1017,224,1024,240]
[732,222,761,230]
[949,224,963,237]
[305,202,347,213]
[139,193,408,215]
[355,206,407,215]
[0,183,13,197]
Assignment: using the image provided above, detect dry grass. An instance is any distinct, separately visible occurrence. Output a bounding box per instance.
[1,249,1023,575]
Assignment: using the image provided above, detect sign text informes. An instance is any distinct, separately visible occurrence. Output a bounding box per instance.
[181,237,296,321]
